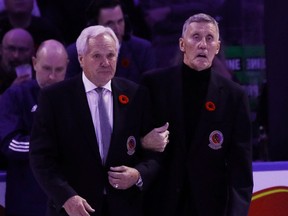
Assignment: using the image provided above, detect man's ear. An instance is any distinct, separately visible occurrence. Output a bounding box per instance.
[179,38,185,52]
[32,56,37,71]
[216,40,221,54]
[78,55,84,68]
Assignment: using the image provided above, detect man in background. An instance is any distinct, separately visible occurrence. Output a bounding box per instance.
[0,28,34,95]
[0,39,68,216]
[65,0,156,83]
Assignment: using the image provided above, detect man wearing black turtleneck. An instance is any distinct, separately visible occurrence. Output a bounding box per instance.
[141,13,253,216]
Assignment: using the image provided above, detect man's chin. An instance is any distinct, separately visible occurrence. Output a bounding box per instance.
[194,61,211,71]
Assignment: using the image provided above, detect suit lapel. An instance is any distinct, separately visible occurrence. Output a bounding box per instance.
[191,72,224,152]
[72,76,102,163]
[167,67,187,152]
[204,72,225,122]
[169,67,185,129]
[105,78,130,164]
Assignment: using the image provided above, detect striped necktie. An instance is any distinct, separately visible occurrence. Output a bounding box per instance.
[95,87,112,164]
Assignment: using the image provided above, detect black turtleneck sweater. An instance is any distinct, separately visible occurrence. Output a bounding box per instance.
[182,63,211,148]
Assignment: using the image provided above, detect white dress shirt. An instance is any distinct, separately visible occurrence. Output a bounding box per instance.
[82,73,113,163]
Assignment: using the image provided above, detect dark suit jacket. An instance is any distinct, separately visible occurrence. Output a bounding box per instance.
[30,75,160,216]
[65,36,156,83]
[141,65,253,216]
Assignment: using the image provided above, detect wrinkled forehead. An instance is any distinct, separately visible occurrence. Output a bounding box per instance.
[87,34,117,50]
[3,39,32,52]
[185,22,219,38]
[3,30,33,47]
[99,5,124,23]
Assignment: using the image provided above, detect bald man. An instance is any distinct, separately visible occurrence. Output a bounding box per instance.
[33,39,68,88]
[0,39,68,216]
[0,28,34,94]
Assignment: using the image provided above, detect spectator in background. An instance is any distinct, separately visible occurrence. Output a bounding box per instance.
[37,0,150,44]
[65,0,156,83]
[0,39,68,216]
[0,0,63,48]
[118,0,151,40]
[139,0,224,68]
[0,28,34,95]
[0,0,41,17]
[141,13,253,216]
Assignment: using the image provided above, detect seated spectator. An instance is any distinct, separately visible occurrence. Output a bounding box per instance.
[38,0,148,41]
[0,0,63,48]
[0,28,34,95]
[0,39,68,216]
[66,0,156,83]
[0,0,40,17]
[118,0,151,40]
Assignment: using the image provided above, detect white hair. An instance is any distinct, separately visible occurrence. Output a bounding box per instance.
[76,25,120,55]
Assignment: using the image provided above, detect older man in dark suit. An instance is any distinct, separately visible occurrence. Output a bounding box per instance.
[30,25,160,216]
[141,13,253,216]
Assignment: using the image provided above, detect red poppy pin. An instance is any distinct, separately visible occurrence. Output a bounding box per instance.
[119,94,129,104]
[121,58,130,68]
[205,101,216,111]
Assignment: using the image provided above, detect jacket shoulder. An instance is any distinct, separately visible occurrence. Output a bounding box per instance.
[143,65,179,80]
[213,72,245,93]
[39,76,82,103]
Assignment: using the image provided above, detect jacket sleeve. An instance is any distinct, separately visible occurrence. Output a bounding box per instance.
[134,86,162,191]
[0,88,30,160]
[29,90,77,212]
[227,90,254,216]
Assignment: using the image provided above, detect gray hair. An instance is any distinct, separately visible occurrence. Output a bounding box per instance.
[76,25,120,55]
[182,13,219,38]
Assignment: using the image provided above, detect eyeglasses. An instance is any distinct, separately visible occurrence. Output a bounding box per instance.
[3,46,31,54]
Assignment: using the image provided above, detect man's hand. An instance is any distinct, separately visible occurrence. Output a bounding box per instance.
[63,195,95,216]
[108,166,140,190]
[141,122,169,152]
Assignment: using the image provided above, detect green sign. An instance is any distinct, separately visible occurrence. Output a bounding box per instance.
[224,46,266,112]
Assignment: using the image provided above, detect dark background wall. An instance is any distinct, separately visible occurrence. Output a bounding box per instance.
[264,0,288,160]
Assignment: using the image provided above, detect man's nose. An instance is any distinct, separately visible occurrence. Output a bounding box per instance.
[49,71,56,79]
[199,38,207,48]
[101,58,110,66]
[114,23,121,34]
[12,50,20,58]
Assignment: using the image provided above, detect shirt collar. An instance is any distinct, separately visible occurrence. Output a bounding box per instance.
[82,72,112,93]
